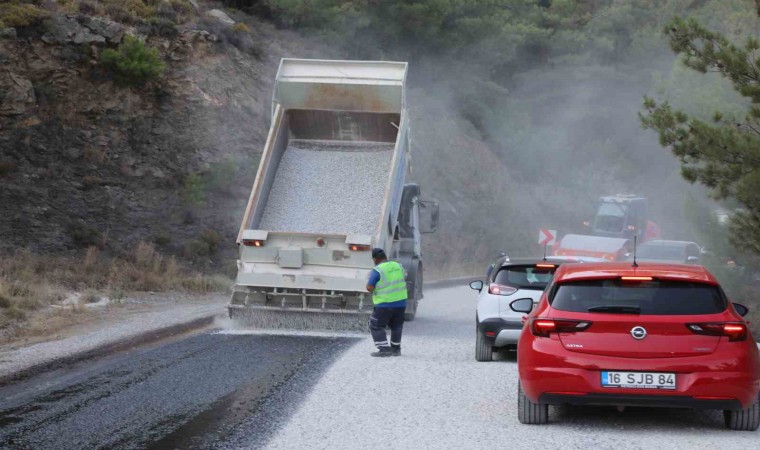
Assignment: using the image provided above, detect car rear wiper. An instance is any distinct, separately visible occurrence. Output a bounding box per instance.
[587,305,641,314]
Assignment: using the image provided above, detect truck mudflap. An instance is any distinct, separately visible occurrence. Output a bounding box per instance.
[228,305,371,332]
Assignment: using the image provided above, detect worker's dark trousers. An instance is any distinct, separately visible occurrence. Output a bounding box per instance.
[369,307,405,349]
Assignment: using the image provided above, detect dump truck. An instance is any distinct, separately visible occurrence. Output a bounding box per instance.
[552,194,660,261]
[229,59,439,331]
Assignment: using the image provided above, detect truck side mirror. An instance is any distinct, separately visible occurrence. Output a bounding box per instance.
[419,200,439,233]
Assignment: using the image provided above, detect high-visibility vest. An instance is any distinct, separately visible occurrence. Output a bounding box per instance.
[372,261,408,305]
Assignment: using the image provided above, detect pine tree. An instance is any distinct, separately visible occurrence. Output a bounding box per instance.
[640,13,760,253]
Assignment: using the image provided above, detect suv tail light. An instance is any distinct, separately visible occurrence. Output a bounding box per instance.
[488,283,517,296]
[348,244,370,251]
[530,318,592,337]
[686,322,747,342]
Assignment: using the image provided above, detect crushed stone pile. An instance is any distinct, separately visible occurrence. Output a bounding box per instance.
[258,139,394,235]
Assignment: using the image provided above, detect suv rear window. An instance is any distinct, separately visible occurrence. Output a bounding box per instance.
[550,279,726,315]
[637,245,684,260]
[493,265,556,291]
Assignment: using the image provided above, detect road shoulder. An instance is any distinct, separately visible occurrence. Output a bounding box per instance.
[0,293,227,383]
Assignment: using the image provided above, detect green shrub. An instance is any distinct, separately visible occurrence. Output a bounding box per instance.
[78,0,105,16]
[68,223,103,248]
[186,230,222,258]
[101,35,165,87]
[0,293,10,309]
[170,0,195,15]
[142,16,179,38]
[182,172,206,206]
[0,1,49,28]
[233,22,250,33]
[101,0,156,22]
[153,232,171,246]
[0,160,17,176]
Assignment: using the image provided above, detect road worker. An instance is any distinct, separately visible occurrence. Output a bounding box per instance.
[366,248,408,357]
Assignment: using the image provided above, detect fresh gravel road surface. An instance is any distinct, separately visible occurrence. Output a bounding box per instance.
[1,284,757,449]
[260,284,759,450]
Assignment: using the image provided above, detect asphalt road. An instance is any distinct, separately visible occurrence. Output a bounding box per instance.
[0,333,358,449]
[1,284,758,450]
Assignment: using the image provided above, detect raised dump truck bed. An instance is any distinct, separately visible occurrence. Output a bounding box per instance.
[229,59,437,331]
[258,139,394,235]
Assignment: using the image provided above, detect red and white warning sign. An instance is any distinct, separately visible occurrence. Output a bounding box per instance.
[538,229,556,246]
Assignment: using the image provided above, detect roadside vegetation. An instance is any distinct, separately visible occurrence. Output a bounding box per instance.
[0,242,230,332]
[101,36,165,87]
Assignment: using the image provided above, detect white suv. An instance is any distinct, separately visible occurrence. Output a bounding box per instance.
[471,258,570,361]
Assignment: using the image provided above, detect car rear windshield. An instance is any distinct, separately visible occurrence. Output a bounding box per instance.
[493,265,556,290]
[550,279,726,315]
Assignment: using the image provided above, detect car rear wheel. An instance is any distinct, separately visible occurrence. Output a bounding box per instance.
[475,328,493,362]
[517,382,548,425]
[724,396,760,431]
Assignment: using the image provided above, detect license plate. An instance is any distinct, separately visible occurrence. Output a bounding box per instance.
[601,371,676,390]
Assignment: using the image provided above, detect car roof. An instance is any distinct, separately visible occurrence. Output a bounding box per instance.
[640,240,699,248]
[552,262,718,284]
[499,257,581,267]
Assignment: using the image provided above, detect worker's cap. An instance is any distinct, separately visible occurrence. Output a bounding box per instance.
[372,248,386,259]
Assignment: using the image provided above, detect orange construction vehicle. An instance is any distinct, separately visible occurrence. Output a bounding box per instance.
[553,194,661,261]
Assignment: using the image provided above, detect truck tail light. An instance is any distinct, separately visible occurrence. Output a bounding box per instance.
[242,239,265,247]
[687,322,747,342]
[530,318,592,337]
[488,283,517,296]
[349,244,370,251]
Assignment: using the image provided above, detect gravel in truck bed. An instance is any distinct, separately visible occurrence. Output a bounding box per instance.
[258,139,394,235]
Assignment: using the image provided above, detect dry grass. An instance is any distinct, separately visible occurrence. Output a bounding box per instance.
[0,242,230,332]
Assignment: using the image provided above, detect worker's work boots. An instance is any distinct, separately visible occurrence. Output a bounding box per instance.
[371,347,393,357]
[391,347,401,356]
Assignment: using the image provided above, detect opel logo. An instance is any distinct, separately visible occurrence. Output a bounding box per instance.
[631,326,647,340]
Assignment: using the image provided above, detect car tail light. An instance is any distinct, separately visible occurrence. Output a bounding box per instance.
[530,318,592,337]
[686,322,747,342]
[621,276,653,281]
[348,244,370,251]
[242,239,265,247]
[488,283,517,296]
[535,263,555,268]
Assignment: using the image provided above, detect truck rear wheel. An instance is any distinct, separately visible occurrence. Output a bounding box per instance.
[403,263,422,321]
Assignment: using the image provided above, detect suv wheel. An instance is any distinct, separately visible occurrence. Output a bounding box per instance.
[518,382,548,425]
[475,328,493,362]
[724,396,760,431]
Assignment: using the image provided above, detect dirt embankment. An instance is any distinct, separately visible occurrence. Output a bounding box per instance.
[0,1,336,340]
[0,1,331,260]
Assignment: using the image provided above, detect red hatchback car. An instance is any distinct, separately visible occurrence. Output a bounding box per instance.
[516,262,760,430]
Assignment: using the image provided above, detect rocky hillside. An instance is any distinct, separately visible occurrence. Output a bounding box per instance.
[0,1,332,268]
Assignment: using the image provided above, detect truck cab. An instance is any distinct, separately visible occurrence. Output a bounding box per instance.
[587,194,648,240]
